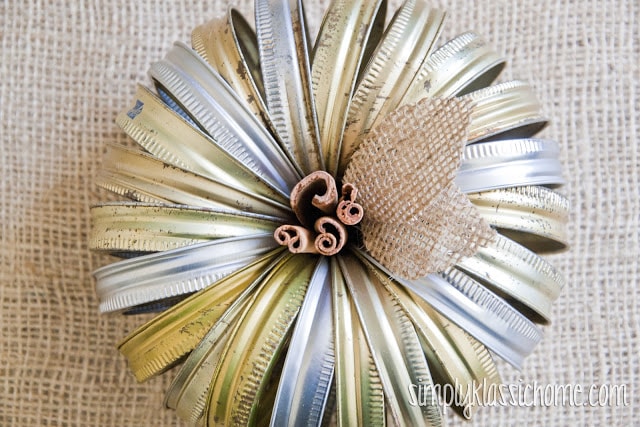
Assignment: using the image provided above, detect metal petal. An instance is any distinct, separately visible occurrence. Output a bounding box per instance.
[455,233,565,323]
[457,138,565,193]
[331,258,385,427]
[165,255,284,424]
[270,258,333,427]
[358,249,542,369]
[339,1,446,174]
[150,42,301,195]
[339,253,442,427]
[467,185,570,252]
[401,32,505,104]
[204,254,319,426]
[93,234,278,313]
[192,9,274,134]
[89,203,281,254]
[97,144,291,219]
[365,264,501,417]
[462,80,548,143]
[411,305,501,418]
[311,0,386,175]
[255,0,323,174]
[117,84,290,206]
[118,251,284,382]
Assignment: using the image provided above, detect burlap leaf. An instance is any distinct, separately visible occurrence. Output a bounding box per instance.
[343,97,496,279]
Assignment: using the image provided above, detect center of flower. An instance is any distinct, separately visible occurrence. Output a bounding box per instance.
[274,171,363,256]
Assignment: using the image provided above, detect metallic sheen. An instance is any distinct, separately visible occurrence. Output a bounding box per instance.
[467,185,570,252]
[311,0,386,175]
[118,252,283,381]
[116,85,290,205]
[97,144,291,219]
[270,258,334,427]
[90,203,280,254]
[463,80,548,143]
[150,42,301,194]
[340,253,442,426]
[401,32,505,104]
[205,254,318,426]
[456,234,565,323]
[360,249,543,369]
[192,9,274,134]
[457,138,565,193]
[255,0,323,174]
[339,1,445,174]
[93,234,278,313]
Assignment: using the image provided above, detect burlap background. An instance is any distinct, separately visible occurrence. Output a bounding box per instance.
[0,0,637,425]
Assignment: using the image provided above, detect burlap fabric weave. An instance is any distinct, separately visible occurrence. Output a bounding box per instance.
[1,0,637,425]
[344,98,495,279]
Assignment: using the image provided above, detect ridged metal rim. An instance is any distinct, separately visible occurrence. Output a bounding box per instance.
[359,249,543,369]
[90,202,280,253]
[464,80,548,143]
[455,233,565,323]
[151,42,301,194]
[401,31,506,103]
[93,234,277,313]
[457,138,565,193]
[468,185,570,251]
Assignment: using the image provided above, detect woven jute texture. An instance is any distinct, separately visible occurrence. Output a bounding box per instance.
[0,0,637,425]
[344,98,495,279]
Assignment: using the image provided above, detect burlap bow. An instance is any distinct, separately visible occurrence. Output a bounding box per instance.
[343,97,496,279]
